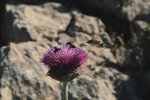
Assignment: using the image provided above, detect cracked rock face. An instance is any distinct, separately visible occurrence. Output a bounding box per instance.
[0,42,129,100]
[76,0,150,21]
[0,2,150,100]
[5,3,71,42]
[4,2,113,47]
[0,42,61,100]
[0,2,123,100]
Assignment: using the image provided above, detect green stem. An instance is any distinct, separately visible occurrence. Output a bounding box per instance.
[62,82,68,100]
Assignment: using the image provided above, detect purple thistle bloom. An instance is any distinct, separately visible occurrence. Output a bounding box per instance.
[41,44,88,82]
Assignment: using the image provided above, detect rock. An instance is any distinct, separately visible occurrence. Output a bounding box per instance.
[1,1,150,100]
[0,0,7,46]
[129,20,150,70]
[67,11,113,47]
[69,67,129,100]
[0,2,122,99]
[8,0,48,4]
[115,47,126,66]
[119,71,150,100]
[69,75,116,100]
[0,0,6,24]
[58,33,74,44]
[0,42,61,100]
[0,42,129,100]
[69,11,105,35]
[54,0,150,70]
[4,2,116,68]
[0,3,123,98]
[4,3,71,43]
[59,0,150,21]
[4,2,114,47]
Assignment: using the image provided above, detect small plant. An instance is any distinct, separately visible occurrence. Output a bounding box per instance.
[78,95,83,100]
[41,43,88,100]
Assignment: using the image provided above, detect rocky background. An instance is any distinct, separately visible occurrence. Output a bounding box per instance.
[0,0,150,100]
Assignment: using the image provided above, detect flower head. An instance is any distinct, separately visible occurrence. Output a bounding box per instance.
[41,43,88,82]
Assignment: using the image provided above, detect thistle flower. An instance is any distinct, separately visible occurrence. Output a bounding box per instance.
[41,43,88,82]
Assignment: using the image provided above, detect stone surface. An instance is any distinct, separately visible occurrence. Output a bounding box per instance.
[1,42,150,100]
[8,0,48,4]
[0,42,61,100]
[0,0,7,45]
[73,0,150,21]
[54,0,150,70]
[1,1,150,100]
[4,2,113,50]
[4,3,71,42]
[0,2,120,100]
[129,19,150,70]
[67,11,113,47]
[0,42,129,100]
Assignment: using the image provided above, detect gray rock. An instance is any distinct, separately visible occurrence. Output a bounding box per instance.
[4,2,113,50]
[58,33,74,44]
[9,0,150,22]
[8,0,48,4]
[69,11,105,35]
[0,42,129,100]
[0,42,61,100]
[128,20,150,69]
[0,2,121,100]
[118,72,150,100]
[5,3,71,42]
[67,11,113,47]
[70,0,150,21]
[68,66,129,100]
[2,1,150,100]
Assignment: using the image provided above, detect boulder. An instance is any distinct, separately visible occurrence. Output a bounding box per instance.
[0,2,122,100]
[4,2,113,48]
[0,42,61,100]
[4,3,71,42]
[1,1,150,100]
[0,42,128,100]
[62,0,150,21]
[8,0,48,4]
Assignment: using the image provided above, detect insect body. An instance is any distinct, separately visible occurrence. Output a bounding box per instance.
[86,39,107,48]
[66,42,76,48]
[53,47,61,53]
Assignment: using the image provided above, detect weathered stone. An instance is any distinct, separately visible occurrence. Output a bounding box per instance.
[127,20,150,69]
[118,71,150,100]
[8,0,48,4]
[72,0,150,21]
[4,2,114,57]
[0,42,61,100]
[0,41,130,100]
[69,66,129,100]
[58,33,74,44]
[67,11,105,35]
[69,75,116,100]
[67,11,113,47]
[1,1,150,100]
[5,3,71,42]
[0,4,118,97]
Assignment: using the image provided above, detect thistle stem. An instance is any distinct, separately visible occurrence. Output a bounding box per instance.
[62,82,68,100]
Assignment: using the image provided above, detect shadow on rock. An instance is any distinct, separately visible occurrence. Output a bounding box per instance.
[114,71,150,100]
[8,0,49,5]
